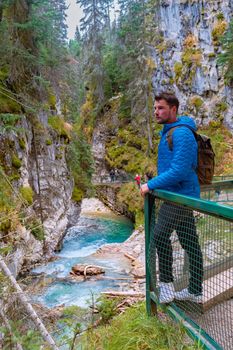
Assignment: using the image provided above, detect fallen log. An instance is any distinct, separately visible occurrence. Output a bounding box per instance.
[101,291,145,298]
[124,253,136,261]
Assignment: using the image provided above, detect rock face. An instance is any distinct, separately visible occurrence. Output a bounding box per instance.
[95,184,135,221]
[0,113,74,275]
[96,227,145,279]
[152,0,233,131]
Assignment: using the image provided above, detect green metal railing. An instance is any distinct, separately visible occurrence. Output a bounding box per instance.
[145,181,233,350]
[213,175,233,182]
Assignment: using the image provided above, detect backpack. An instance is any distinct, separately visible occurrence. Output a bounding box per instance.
[166,126,215,185]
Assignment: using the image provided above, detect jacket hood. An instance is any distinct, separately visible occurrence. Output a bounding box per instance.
[163,116,197,134]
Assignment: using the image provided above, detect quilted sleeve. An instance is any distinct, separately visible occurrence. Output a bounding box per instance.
[147,127,197,190]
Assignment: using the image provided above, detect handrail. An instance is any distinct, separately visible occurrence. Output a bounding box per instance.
[144,189,233,349]
[151,189,233,221]
[201,180,233,191]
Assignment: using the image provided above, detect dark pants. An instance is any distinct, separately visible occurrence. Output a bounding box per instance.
[150,202,203,295]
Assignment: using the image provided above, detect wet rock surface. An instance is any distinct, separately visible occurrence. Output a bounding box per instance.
[71,264,105,276]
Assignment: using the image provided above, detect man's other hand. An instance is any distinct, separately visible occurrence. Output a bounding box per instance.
[140,183,150,197]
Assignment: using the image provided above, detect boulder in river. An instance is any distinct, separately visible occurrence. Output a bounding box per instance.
[71,264,105,277]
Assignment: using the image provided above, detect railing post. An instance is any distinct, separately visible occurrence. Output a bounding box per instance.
[144,193,157,316]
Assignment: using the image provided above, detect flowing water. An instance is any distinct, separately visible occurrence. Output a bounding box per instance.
[32,214,133,308]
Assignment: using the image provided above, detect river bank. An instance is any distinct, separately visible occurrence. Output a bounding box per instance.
[29,197,143,308]
[84,198,146,295]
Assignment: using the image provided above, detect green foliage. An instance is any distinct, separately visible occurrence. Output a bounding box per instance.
[11,154,22,169]
[19,186,34,205]
[216,12,224,21]
[45,138,53,145]
[96,295,119,324]
[67,131,94,199]
[0,0,69,95]
[173,62,183,82]
[0,321,44,350]
[0,91,22,113]
[72,186,84,202]
[48,93,56,110]
[173,35,202,87]
[69,39,81,58]
[0,167,15,214]
[103,43,124,97]
[189,96,204,115]
[213,101,228,121]
[26,218,45,241]
[80,302,200,349]
[48,115,70,139]
[18,137,26,149]
[117,183,144,227]
[106,126,156,175]
[191,96,203,110]
[0,245,13,257]
[58,305,84,349]
[0,113,22,133]
[208,52,216,59]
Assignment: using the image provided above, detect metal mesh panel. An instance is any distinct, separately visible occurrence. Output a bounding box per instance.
[148,197,233,349]
[201,180,233,204]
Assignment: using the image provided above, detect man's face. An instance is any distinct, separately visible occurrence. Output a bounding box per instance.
[154,99,177,124]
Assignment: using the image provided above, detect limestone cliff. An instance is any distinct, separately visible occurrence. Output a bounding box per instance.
[152,0,233,130]
[0,111,75,276]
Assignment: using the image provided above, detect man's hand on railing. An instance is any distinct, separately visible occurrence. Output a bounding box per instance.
[140,183,150,197]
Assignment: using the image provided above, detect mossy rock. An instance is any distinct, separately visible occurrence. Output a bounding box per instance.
[46,138,53,145]
[0,94,22,114]
[48,94,56,110]
[72,187,84,202]
[19,186,34,205]
[212,20,227,46]
[212,101,228,121]
[189,96,204,113]
[18,138,26,149]
[0,218,11,233]
[9,173,21,181]
[208,53,216,59]
[216,12,224,21]
[48,115,71,140]
[11,154,22,169]
[173,62,183,82]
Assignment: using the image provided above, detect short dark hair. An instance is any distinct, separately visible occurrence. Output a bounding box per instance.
[155,92,179,113]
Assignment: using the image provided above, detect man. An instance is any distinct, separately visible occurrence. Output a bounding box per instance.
[140,92,203,304]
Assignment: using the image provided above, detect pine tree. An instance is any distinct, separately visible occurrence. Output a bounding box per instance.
[77,0,113,103]
[75,25,81,41]
[0,0,69,93]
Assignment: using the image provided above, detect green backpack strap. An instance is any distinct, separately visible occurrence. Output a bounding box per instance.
[166,126,180,151]
[166,125,197,150]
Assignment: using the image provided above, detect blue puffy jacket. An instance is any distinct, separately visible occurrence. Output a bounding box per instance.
[147,116,200,198]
